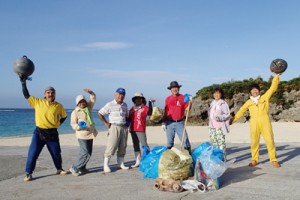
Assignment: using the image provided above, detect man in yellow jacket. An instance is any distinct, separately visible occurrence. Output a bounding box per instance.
[231,74,281,168]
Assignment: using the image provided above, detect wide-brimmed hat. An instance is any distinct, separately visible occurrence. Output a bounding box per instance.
[76,95,87,105]
[167,81,182,90]
[132,92,145,102]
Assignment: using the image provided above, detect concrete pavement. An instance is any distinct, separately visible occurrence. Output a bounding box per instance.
[0,142,300,200]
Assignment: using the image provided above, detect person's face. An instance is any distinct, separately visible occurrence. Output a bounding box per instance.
[44,90,55,102]
[170,87,179,96]
[115,93,125,104]
[250,88,260,97]
[213,91,221,101]
[77,99,87,108]
[134,97,143,106]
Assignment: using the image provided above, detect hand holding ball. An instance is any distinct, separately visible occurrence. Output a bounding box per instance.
[270,58,287,74]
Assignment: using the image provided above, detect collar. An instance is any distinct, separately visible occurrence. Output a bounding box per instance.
[113,99,124,105]
[250,95,260,105]
[133,104,144,110]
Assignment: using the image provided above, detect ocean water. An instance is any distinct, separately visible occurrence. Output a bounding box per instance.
[0,108,107,138]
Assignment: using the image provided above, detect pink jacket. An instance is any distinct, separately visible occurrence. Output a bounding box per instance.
[208,99,230,134]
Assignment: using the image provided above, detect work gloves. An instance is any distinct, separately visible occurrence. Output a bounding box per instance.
[184,94,192,103]
[162,123,167,132]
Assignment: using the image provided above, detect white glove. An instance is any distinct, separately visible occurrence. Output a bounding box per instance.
[189,95,193,102]
[162,123,166,132]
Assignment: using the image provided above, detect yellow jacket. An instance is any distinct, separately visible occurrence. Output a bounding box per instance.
[232,75,280,123]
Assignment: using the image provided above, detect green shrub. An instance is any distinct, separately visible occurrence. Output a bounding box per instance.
[195,76,300,105]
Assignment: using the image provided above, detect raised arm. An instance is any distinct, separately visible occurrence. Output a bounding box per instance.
[263,74,280,100]
[20,76,30,99]
[147,100,153,116]
[84,88,96,109]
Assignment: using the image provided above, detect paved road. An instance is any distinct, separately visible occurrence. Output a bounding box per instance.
[0,142,299,200]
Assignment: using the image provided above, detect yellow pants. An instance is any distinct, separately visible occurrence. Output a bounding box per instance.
[250,118,277,162]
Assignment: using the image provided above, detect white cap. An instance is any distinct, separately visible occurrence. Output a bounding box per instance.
[133,92,144,98]
[132,92,145,102]
[76,95,86,105]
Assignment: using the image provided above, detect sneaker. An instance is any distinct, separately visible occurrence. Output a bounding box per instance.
[56,169,68,175]
[24,174,32,182]
[69,167,80,176]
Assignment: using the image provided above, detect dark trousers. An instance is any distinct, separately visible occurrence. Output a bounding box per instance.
[25,128,63,174]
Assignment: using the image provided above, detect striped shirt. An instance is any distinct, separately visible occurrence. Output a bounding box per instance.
[98,100,128,124]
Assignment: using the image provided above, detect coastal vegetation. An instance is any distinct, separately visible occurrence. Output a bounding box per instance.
[195,76,300,108]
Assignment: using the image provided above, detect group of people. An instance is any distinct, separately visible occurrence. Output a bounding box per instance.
[19,72,281,182]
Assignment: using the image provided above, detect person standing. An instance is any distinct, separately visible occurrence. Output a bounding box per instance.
[231,74,281,168]
[98,88,129,173]
[208,87,230,161]
[20,77,68,181]
[162,81,192,154]
[69,88,97,176]
[129,92,153,168]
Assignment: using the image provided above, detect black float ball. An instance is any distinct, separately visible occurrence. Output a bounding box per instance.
[270,58,287,74]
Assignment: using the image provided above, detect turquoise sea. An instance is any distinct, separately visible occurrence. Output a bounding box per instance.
[0,108,107,138]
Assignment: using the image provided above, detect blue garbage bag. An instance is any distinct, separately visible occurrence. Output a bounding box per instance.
[139,146,167,179]
[192,142,212,165]
[192,142,225,189]
[199,146,226,179]
[141,145,150,161]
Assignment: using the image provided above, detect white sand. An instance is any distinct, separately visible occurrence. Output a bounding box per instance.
[0,122,299,147]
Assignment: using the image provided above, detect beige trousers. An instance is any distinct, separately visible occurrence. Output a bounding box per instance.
[104,125,128,158]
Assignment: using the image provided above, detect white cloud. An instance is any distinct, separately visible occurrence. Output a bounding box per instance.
[83,42,131,49]
[64,41,131,52]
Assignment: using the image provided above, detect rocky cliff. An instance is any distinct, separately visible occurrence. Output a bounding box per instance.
[188,90,300,125]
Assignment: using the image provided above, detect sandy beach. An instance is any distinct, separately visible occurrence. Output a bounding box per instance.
[0,122,300,200]
[1,122,300,147]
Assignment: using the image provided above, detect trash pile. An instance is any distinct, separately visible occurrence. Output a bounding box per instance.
[139,142,235,193]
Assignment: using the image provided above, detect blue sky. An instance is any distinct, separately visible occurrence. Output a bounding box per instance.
[1,0,299,109]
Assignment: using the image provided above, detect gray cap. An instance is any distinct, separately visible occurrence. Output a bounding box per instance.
[44,86,56,93]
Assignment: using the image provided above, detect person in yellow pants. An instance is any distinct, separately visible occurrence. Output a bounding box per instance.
[231,73,281,168]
